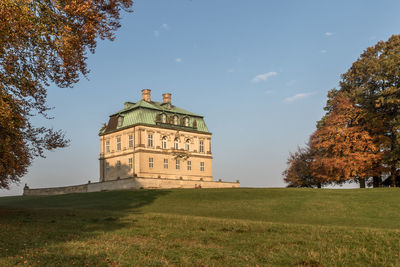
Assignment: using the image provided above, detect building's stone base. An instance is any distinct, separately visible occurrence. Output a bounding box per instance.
[23,177,240,196]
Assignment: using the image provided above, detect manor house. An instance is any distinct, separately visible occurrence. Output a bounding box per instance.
[22,90,238,196]
[99,89,213,182]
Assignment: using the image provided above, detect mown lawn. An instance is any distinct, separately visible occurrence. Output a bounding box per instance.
[0,188,400,266]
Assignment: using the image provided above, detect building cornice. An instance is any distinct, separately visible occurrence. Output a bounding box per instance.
[138,171,213,178]
[99,123,212,136]
[99,149,213,160]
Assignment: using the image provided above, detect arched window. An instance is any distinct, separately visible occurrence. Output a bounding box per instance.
[184,117,189,127]
[173,115,178,125]
[162,136,167,149]
[161,114,167,123]
[174,138,179,150]
[185,139,190,151]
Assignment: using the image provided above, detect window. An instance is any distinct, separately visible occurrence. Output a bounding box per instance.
[185,139,190,151]
[174,138,179,150]
[162,136,167,149]
[173,115,178,125]
[129,135,133,148]
[117,116,123,127]
[149,157,154,168]
[116,137,121,151]
[184,117,189,127]
[161,114,167,123]
[164,159,168,169]
[200,162,205,172]
[106,162,110,172]
[187,161,192,171]
[148,134,153,148]
[176,159,180,170]
[105,140,110,153]
[199,140,204,153]
[129,158,133,169]
[117,160,121,170]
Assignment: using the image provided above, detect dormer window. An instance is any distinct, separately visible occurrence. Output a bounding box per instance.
[117,116,123,127]
[184,117,189,127]
[161,114,167,123]
[173,115,178,125]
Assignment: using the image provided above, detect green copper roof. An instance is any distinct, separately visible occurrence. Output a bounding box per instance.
[100,100,210,135]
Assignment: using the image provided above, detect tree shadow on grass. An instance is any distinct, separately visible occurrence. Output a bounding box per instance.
[0,189,170,265]
[0,189,171,212]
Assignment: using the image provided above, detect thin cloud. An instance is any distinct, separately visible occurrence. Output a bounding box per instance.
[320,49,327,54]
[227,68,234,73]
[153,24,169,37]
[325,32,334,36]
[265,90,273,95]
[161,23,169,30]
[252,72,278,83]
[175,58,182,63]
[284,92,314,103]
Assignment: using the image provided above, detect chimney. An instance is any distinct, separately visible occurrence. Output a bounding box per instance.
[141,89,151,102]
[162,93,171,104]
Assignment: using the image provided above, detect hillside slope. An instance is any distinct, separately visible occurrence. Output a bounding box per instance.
[0,188,399,266]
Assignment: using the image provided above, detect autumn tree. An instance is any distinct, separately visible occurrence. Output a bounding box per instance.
[310,92,382,187]
[283,141,324,188]
[0,0,133,188]
[339,35,400,187]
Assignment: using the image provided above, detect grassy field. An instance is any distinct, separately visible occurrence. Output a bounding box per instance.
[0,188,400,266]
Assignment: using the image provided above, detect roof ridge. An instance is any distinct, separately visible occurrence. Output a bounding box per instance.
[111,99,203,118]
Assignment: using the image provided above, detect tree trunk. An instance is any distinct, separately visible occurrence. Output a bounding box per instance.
[390,166,397,187]
[359,178,366,188]
[317,183,321,188]
[373,176,382,188]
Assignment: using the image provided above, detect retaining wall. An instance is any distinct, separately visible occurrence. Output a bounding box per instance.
[23,177,240,196]
[23,184,88,196]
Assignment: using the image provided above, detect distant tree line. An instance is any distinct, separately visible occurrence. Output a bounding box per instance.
[283,35,400,188]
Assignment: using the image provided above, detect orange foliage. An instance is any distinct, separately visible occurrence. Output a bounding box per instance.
[0,0,132,188]
[340,35,400,187]
[311,93,382,183]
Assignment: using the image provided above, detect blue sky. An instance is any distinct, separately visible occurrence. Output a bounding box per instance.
[2,0,400,196]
